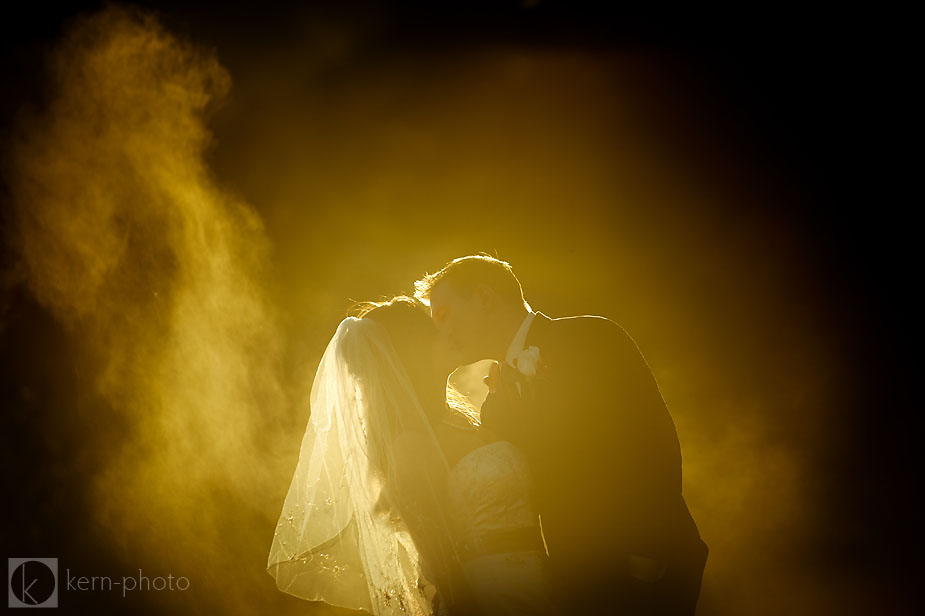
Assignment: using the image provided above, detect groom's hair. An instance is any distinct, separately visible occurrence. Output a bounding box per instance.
[413,254,529,310]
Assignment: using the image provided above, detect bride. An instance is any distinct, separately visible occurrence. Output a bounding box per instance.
[267,296,556,615]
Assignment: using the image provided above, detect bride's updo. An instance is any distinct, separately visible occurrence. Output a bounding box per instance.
[354,296,476,425]
[355,296,440,409]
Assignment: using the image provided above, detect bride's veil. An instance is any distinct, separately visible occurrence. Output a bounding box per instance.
[268,316,462,615]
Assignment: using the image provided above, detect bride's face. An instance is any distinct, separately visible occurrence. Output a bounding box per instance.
[431,330,462,380]
[397,323,459,415]
[429,281,488,364]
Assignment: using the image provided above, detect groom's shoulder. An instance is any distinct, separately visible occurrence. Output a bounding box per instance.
[541,313,636,351]
[544,312,622,333]
[538,314,649,377]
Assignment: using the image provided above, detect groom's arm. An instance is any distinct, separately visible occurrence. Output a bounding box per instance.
[540,318,685,579]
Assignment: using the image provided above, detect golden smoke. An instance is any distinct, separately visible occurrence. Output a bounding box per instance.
[5,6,297,613]
[2,4,866,615]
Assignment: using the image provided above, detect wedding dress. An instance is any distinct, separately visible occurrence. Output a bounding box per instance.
[267,317,554,615]
[445,438,556,615]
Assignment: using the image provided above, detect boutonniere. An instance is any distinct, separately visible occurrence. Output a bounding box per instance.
[514,346,542,378]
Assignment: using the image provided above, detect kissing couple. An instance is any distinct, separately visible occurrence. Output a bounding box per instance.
[268,255,708,615]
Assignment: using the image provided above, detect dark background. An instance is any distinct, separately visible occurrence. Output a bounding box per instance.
[1,2,917,614]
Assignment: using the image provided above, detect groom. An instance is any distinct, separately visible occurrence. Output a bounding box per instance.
[415,255,708,615]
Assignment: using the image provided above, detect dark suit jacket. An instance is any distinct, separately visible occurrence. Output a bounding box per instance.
[480,312,708,615]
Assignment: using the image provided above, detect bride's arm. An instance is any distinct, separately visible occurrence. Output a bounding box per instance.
[389,431,473,615]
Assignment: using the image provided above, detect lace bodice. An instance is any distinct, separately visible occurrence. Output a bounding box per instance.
[446,440,538,548]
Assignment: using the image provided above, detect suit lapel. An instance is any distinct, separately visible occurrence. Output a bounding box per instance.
[480,313,557,445]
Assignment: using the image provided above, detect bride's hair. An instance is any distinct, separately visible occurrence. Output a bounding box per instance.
[353,296,478,426]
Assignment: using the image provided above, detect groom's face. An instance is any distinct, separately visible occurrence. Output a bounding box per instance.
[429,281,488,365]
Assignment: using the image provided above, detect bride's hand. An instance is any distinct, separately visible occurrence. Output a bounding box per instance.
[373,490,401,524]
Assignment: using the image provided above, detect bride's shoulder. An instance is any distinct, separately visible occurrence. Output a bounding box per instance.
[438,412,506,443]
[391,430,443,464]
[439,410,478,431]
[389,431,450,483]
[434,417,478,443]
[434,419,497,466]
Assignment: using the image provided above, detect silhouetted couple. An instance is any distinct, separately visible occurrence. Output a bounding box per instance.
[269,255,707,615]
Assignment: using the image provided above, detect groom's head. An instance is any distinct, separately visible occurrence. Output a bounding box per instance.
[414,255,530,365]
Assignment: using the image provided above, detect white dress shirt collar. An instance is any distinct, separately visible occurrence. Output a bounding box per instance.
[504,311,536,368]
